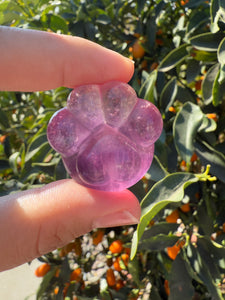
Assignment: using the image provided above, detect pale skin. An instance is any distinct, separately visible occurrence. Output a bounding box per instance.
[0,26,141,271]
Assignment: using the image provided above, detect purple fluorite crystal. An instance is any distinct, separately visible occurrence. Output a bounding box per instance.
[47,81,163,191]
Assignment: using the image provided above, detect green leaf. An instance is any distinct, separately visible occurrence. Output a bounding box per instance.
[159,76,177,113]
[25,133,51,163]
[130,173,198,259]
[19,143,26,172]
[211,0,220,24]
[186,59,201,84]
[197,200,214,236]
[198,114,217,133]
[173,102,203,164]
[50,14,68,33]
[139,69,158,102]
[147,155,169,182]
[138,234,179,251]
[127,256,141,286]
[190,31,225,52]
[55,158,67,180]
[185,0,209,8]
[0,1,22,25]
[218,37,225,64]
[36,268,56,300]
[158,44,189,72]
[176,85,196,103]
[211,3,225,32]
[186,243,223,300]
[202,63,220,104]
[187,10,209,36]
[197,237,222,281]
[218,64,225,84]
[168,253,195,300]
[194,138,225,183]
[9,152,20,176]
[25,142,51,163]
[28,133,48,151]
[212,68,225,106]
[206,238,225,270]
[137,0,145,14]
[141,222,179,240]
[0,109,10,129]
[191,48,218,62]
[96,14,111,25]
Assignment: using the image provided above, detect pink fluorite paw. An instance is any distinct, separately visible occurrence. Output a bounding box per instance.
[47,81,163,191]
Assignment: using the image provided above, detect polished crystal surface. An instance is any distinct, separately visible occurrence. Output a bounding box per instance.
[47,81,163,191]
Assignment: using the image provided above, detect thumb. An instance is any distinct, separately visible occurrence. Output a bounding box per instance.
[0,179,140,271]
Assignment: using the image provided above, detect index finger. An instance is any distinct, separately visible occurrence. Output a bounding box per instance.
[0,26,134,92]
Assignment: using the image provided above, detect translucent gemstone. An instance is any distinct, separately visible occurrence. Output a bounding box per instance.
[47,81,163,191]
[101,81,137,127]
[119,99,163,148]
[67,84,104,129]
[47,108,89,157]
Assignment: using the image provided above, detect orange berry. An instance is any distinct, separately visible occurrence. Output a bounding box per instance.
[180,160,186,167]
[223,223,225,233]
[54,286,59,295]
[150,62,158,70]
[167,244,180,260]
[124,247,131,256]
[106,268,116,287]
[206,113,218,122]
[133,32,141,38]
[181,0,189,4]
[168,106,176,113]
[92,229,105,246]
[34,263,51,277]
[113,257,122,272]
[180,203,191,213]
[167,240,184,260]
[70,268,82,282]
[195,80,202,90]
[128,46,133,53]
[121,253,129,266]
[109,240,123,254]
[114,279,124,291]
[132,39,145,59]
[164,280,170,295]
[0,135,7,144]
[55,268,60,278]
[191,152,198,162]
[63,282,70,297]
[166,209,179,223]
[141,59,148,70]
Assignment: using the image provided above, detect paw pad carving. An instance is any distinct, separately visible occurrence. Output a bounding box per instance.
[47,81,163,191]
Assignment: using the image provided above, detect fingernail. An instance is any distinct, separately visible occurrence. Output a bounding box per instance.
[126,57,135,64]
[93,210,139,229]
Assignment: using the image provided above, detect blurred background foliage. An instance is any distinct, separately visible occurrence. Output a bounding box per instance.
[1,0,225,299]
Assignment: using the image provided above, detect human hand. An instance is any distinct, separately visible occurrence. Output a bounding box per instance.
[0,26,140,271]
